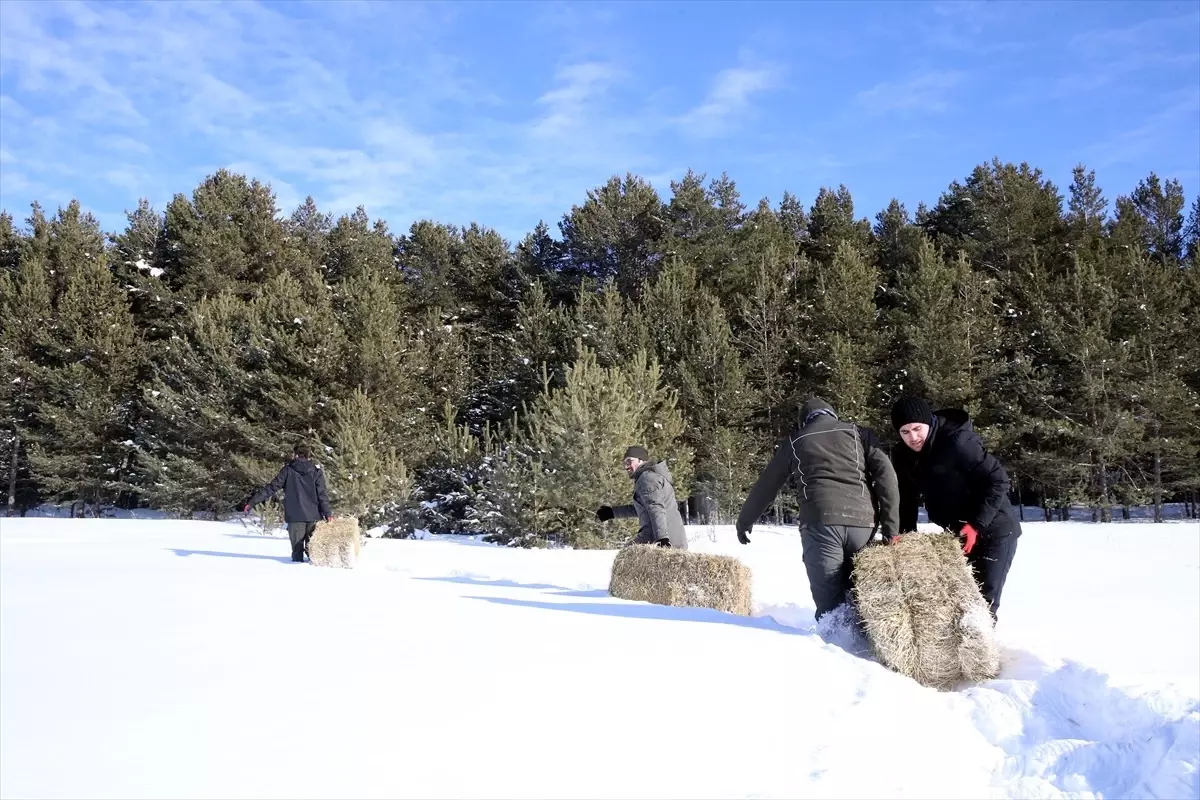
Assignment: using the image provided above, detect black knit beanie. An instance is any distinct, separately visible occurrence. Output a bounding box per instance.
[890,397,933,431]
[623,445,649,461]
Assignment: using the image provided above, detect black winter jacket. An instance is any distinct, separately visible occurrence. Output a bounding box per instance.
[247,458,332,523]
[737,399,900,537]
[891,409,1021,540]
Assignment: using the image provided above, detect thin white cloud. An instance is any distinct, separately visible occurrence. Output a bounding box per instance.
[1084,89,1200,169]
[679,67,779,137]
[0,0,785,239]
[531,62,622,140]
[854,71,966,115]
[920,0,1032,55]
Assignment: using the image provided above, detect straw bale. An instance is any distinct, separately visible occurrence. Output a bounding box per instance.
[309,516,361,569]
[851,532,999,688]
[609,545,752,616]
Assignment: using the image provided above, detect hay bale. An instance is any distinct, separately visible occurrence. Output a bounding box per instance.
[851,532,999,689]
[309,516,361,569]
[609,545,752,616]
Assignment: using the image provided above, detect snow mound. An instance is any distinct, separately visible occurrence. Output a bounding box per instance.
[967,657,1200,799]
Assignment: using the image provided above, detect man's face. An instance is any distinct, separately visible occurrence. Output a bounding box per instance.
[623,457,644,476]
[899,422,930,452]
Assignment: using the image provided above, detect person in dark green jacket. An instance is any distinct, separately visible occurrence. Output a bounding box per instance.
[736,397,900,621]
[596,446,689,549]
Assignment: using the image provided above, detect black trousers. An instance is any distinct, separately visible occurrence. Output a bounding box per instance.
[800,523,875,621]
[968,534,1019,621]
[287,522,317,562]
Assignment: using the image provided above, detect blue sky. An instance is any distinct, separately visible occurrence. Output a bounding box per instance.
[1,0,1197,242]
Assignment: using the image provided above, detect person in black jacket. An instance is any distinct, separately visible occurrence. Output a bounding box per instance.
[243,443,333,562]
[736,397,901,621]
[889,397,1021,621]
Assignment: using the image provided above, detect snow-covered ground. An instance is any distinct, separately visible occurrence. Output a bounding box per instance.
[1,516,1197,799]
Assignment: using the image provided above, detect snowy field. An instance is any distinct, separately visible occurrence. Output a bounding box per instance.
[1,516,1198,799]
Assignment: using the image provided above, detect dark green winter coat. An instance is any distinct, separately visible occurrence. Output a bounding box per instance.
[611,461,689,549]
[736,398,900,538]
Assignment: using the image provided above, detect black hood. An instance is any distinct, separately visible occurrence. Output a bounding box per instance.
[290,458,316,475]
[799,397,835,419]
[933,408,972,436]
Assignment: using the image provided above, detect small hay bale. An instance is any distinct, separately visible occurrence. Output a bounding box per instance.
[609,545,752,616]
[309,516,361,569]
[851,532,999,689]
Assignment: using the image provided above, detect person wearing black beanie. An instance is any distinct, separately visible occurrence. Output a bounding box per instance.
[889,397,1021,622]
[594,445,688,549]
[890,396,933,432]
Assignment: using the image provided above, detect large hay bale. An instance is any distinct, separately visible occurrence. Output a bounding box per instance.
[851,532,999,689]
[609,545,752,616]
[309,516,361,569]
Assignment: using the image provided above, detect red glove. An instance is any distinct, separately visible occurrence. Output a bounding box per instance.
[886,534,902,545]
[242,504,250,513]
[959,524,978,555]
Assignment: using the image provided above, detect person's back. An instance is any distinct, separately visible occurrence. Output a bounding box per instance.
[736,397,899,621]
[785,408,880,529]
[244,443,332,562]
[738,399,897,535]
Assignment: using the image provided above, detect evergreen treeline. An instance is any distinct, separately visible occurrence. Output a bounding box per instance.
[2,160,1198,541]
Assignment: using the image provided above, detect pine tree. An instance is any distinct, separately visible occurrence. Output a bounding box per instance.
[109,199,172,341]
[735,244,800,438]
[515,221,568,302]
[285,196,334,276]
[1184,197,1199,266]
[677,293,756,517]
[0,224,53,514]
[324,207,394,285]
[482,345,690,548]
[894,236,1001,414]
[569,278,634,369]
[25,206,142,508]
[1039,251,1140,519]
[803,240,882,426]
[1121,247,1196,521]
[659,170,745,293]
[0,212,21,275]
[392,401,496,537]
[161,170,287,302]
[874,199,925,305]
[324,388,411,526]
[558,173,666,296]
[777,191,809,250]
[1109,174,1187,267]
[804,186,872,267]
[140,266,345,514]
[1065,165,1108,257]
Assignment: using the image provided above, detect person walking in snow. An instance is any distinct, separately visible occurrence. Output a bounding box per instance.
[595,446,689,550]
[242,443,333,563]
[888,396,1021,621]
[735,397,901,622]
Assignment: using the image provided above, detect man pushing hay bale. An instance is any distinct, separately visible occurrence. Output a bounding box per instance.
[609,544,752,616]
[308,516,361,569]
[851,532,1000,689]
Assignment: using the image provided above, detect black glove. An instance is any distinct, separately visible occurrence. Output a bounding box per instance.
[596,505,614,522]
[736,524,751,545]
